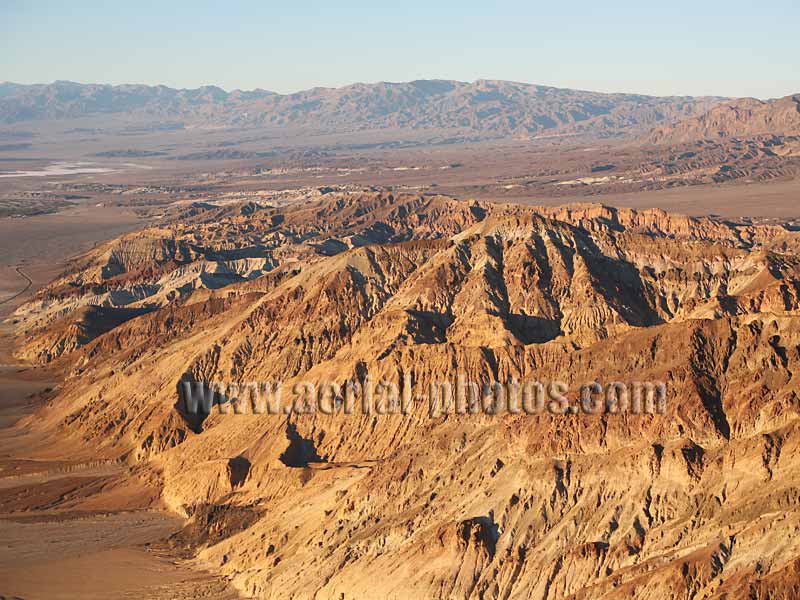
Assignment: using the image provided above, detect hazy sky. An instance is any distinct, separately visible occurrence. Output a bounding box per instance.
[2,0,798,98]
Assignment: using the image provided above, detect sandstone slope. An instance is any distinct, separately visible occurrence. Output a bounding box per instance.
[8,192,800,599]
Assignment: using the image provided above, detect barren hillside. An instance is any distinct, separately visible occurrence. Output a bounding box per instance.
[5,191,800,599]
[0,80,720,138]
[648,94,800,144]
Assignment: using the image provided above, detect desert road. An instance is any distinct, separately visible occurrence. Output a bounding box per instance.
[0,266,33,306]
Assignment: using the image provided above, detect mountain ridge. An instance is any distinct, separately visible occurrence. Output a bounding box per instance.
[648,93,800,144]
[8,191,800,599]
[0,79,724,138]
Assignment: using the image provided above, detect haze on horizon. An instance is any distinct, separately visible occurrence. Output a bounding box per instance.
[2,0,799,100]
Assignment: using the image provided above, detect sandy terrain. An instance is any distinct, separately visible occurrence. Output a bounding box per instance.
[0,331,241,599]
[497,178,800,219]
[0,514,238,599]
[0,368,45,429]
[0,204,143,270]
[0,204,240,599]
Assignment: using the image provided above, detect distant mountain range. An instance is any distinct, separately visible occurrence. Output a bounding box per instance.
[647,94,800,144]
[0,79,723,138]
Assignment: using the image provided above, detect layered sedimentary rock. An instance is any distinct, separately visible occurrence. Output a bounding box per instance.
[10,192,800,599]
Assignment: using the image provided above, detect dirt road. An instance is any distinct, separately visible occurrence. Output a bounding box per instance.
[0,266,32,306]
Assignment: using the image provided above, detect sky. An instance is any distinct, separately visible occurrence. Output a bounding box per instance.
[2,0,799,99]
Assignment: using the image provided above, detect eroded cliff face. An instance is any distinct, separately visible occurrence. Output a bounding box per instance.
[10,192,800,599]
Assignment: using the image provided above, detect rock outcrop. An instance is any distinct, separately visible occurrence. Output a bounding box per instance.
[10,192,800,599]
